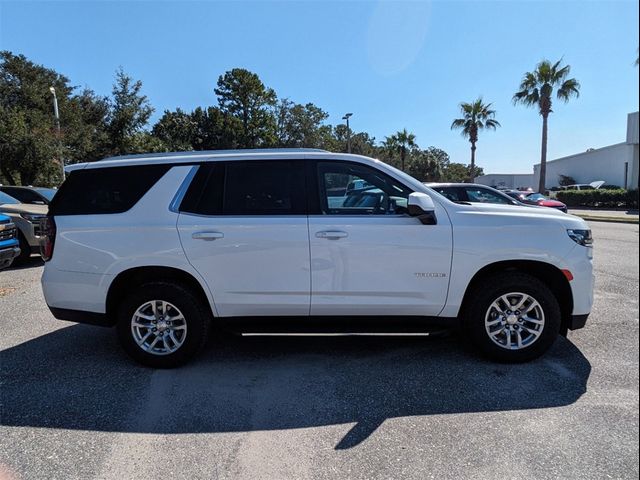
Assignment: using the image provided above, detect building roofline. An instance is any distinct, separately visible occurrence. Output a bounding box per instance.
[535,142,629,167]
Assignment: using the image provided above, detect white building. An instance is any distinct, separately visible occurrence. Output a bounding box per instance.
[474,173,535,190]
[477,111,639,190]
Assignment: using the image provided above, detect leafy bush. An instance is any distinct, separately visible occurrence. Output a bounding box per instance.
[556,189,639,209]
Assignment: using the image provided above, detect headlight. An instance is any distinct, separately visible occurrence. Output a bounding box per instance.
[567,229,593,247]
[20,213,46,223]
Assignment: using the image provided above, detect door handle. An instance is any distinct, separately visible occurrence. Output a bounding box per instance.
[192,231,224,241]
[315,230,348,240]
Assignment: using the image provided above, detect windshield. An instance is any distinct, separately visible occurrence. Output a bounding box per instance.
[35,188,57,201]
[526,193,546,201]
[0,191,20,205]
[505,191,524,200]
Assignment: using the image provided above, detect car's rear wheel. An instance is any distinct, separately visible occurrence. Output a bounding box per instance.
[463,272,561,362]
[116,282,209,368]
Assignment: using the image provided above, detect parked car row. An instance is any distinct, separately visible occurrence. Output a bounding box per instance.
[426,183,569,213]
[0,187,55,267]
[503,190,568,213]
[0,213,21,270]
[0,185,57,205]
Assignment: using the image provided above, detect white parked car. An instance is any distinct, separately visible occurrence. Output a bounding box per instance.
[562,181,605,191]
[41,149,594,367]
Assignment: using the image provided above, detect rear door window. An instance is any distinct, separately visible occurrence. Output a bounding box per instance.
[180,161,307,216]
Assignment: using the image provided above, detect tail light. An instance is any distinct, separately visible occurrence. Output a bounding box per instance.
[40,216,57,261]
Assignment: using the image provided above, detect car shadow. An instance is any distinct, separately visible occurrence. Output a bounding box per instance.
[0,325,591,449]
[5,256,44,271]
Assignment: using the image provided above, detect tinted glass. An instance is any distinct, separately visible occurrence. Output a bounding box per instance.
[505,191,523,200]
[0,191,20,205]
[431,186,464,202]
[180,163,224,215]
[1,187,43,204]
[35,188,57,201]
[49,164,170,215]
[317,162,412,215]
[464,187,513,205]
[180,161,306,216]
[526,193,546,201]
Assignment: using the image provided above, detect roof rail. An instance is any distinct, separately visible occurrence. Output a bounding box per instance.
[99,148,328,162]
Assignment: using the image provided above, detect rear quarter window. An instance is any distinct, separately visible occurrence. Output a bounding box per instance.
[49,164,170,215]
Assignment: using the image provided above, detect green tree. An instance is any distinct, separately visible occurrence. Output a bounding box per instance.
[190,106,241,150]
[450,98,500,181]
[152,108,196,151]
[151,106,243,151]
[63,88,110,163]
[383,129,417,171]
[407,149,442,182]
[106,68,155,155]
[0,51,109,185]
[275,99,329,148]
[440,162,483,183]
[214,68,277,148]
[514,59,580,192]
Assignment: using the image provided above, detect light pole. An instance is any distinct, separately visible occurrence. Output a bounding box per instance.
[342,112,353,153]
[49,86,65,182]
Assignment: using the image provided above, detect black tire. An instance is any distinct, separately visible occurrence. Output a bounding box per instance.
[116,282,210,368]
[462,272,561,363]
[13,231,32,265]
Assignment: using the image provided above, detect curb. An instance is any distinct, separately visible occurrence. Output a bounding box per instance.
[573,215,639,224]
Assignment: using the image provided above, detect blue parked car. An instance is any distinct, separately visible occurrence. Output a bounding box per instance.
[0,213,20,270]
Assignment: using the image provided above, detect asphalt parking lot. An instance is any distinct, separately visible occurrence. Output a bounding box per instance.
[0,222,638,480]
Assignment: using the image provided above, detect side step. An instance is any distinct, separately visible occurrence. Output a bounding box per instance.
[215,316,458,337]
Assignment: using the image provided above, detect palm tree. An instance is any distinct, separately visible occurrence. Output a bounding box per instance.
[450,98,500,181]
[384,128,417,171]
[513,59,580,193]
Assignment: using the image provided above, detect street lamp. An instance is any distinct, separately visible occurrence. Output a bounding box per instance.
[342,112,353,153]
[49,86,65,182]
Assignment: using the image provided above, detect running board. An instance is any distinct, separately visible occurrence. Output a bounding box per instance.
[215,316,458,336]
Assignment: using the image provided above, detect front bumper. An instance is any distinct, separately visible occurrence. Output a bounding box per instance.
[0,246,21,269]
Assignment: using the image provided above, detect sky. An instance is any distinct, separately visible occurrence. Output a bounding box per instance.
[0,0,638,174]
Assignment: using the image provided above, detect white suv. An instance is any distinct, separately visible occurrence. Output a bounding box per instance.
[41,149,594,367]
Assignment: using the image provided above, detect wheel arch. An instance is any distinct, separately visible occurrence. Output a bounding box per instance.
[106,266,214,324]
[459,260,573,331]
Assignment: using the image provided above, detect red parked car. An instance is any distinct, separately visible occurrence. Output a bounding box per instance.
[505,191,568,213]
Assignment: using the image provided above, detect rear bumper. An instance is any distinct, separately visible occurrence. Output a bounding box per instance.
[48,306,114,327]
[41,266,112,314]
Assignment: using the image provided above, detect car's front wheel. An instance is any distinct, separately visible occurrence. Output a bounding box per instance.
[13,230,32,265]
[116,282,209,368]
[463,272,561,362]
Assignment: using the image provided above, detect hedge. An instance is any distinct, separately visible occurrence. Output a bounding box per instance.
[555,189,639,209]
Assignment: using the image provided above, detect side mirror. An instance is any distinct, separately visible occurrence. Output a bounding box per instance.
[408,192,437,225]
